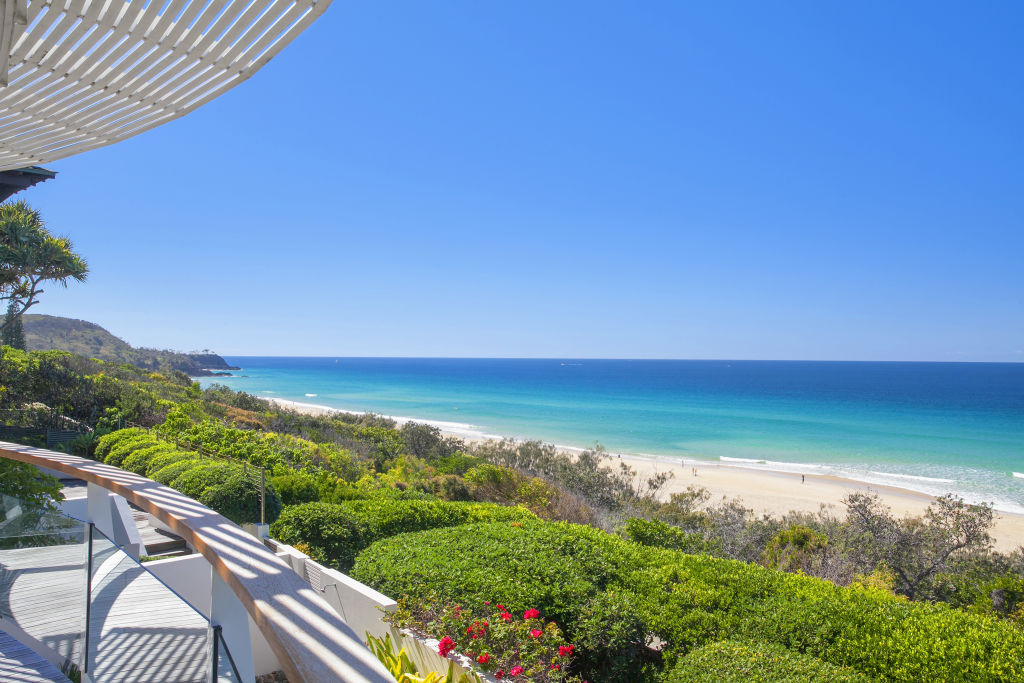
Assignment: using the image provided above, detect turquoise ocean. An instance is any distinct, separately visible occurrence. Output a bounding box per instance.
[200,358,1024,514]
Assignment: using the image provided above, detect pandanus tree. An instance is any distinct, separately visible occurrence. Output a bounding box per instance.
[0,200,88,334]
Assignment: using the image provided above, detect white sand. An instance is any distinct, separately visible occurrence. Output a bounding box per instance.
[616,453,1024,552]
[265,397,1024,551]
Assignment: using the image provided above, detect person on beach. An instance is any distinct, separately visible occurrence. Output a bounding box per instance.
[801,474,805,484]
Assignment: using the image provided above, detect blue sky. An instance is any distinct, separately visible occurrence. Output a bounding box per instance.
[24,1,1024,360]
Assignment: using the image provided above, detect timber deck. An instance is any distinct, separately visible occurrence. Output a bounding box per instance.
[0,627,71,682]
[0,543,209,682]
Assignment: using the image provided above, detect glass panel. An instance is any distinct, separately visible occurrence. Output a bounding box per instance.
[87,526,211,682]
[0,496,87,669]
[215,626,242,682]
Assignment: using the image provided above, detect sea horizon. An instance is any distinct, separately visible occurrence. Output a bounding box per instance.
[215,355,1024,363]
[200,356,1024,515]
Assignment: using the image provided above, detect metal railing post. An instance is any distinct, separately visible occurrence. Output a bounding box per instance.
[260,468,266,526]
[83,522,93,674]
[211,624,220,682]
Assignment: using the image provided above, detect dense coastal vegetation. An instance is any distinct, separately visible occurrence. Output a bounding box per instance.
[2,345,1023,681]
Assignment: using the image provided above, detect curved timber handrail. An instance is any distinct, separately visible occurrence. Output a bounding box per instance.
[0,441,394,683]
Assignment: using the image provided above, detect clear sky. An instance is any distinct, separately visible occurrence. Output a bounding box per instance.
[23,1,1024,361]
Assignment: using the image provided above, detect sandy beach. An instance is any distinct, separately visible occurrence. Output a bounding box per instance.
[616,453,1024,552]
[266,397,1024,551]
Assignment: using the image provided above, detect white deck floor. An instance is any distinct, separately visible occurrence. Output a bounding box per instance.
[0,628,71,683]
[0,542,209,682]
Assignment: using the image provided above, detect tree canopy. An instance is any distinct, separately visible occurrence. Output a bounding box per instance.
[0,200,87,333]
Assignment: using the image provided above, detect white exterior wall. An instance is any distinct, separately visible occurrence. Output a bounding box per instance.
[146,554,282,677]
[266,539,494,681]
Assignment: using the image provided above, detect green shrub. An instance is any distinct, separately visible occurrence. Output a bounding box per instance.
[419,474,473,501]
[323,481,370,502]
[432,452,480,475]
[121,444,176,475]
[352,520,651,682]
[270,471,323,506]
[623,518,723,556]
[271,501,360,567]
[151,458,203,485]
[201,471,282,525]
[664,640,871,683]
[629,552,1024,681]
[104,433,161,467]
[573,589,652,681]
[761,524,829,573]
[170,462,233,499]
[354,519,1024,683]
[389,596,578,682]
[93,428,146,461]
[272,499,536,571]
[353,520,642,625]
[145,456,280,525]
[159,416,363,481]
[145,450,193,478]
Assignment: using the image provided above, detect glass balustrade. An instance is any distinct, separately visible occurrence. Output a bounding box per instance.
[0,493,242,682]
[213,625,242,682]
[0,494,88,671]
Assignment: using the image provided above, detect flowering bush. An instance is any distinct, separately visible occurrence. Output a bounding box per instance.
[390,597,582,682]
[357,520,1024,682]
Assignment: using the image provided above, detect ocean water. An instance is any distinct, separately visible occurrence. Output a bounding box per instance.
[200,358,1024,514]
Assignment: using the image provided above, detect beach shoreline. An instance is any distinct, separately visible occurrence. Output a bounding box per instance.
[264,396,1024,551]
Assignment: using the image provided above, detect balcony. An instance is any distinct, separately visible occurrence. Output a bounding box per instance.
[0,440,395,683]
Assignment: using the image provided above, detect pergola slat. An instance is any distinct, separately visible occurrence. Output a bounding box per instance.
[0,0,330,170]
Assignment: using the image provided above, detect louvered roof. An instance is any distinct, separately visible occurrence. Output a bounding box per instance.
[0,0,331,172]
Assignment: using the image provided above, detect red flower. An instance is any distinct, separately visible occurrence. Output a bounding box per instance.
[437,636,455,657]
[523,608,540,620]
[500,612,512,622]
[510,666,524,676]
[484,601,491,605]
[496,604,505,610]
[477,653,490,664]
[550,664,561,671]
[529,628,542,639]
[558,644,575,657]
[466,626,473,634]
[495,671,504,679]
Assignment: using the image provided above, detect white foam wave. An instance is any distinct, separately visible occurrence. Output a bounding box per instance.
[869,471,956,484]
[717,456,827,475]
[386,414,499,440]
[263,397,498,441]
[305,393,317,397]
[260,395,1024,515]
[266,397,339,413]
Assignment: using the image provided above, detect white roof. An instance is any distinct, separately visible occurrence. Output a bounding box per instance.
[0,0,331,171]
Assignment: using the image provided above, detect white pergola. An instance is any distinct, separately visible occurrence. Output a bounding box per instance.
[0,0,331,171]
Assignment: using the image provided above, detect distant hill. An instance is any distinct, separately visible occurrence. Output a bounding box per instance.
[21,314,239,377]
